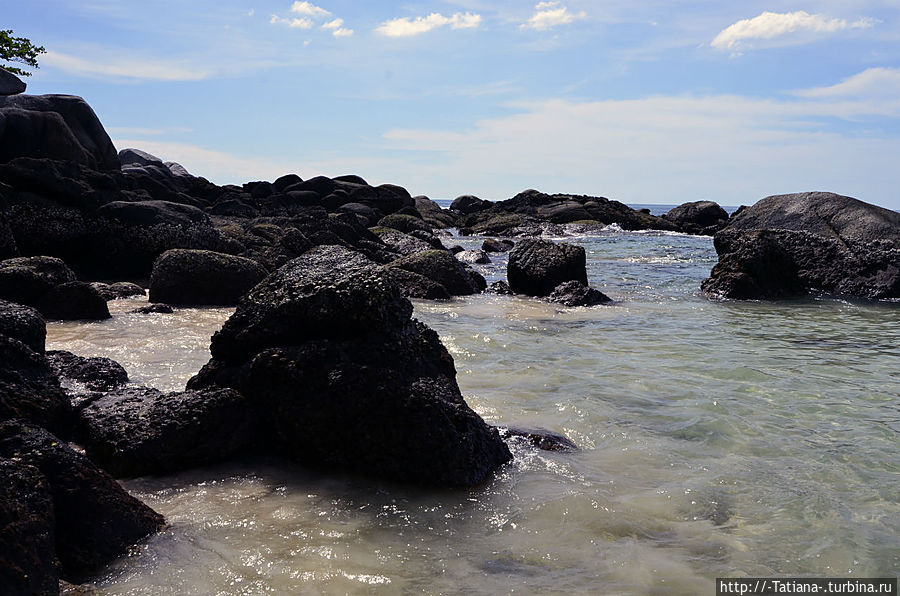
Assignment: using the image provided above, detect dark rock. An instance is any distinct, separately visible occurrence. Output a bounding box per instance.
[369,227,433,257]
[37,282,111,321]
[547,280,611,307]
[486,281,514,295]
[376,213,432,234]
[482,238,514,253]
[0,420,165,582]
[0,256,76,307]
[450,195,491,215]
[407,229,446,250]
[507,238,587,297]
[118,148,163,167]
[273,174,302,191]
[456,249,491,264]
[449,245,464,254]
[243,181,274,199]
[383,268,452,300]
[337,202,379,226]
[164,161,190,177]
[188,245,511,487]
[0,458,58,596]
[638,208,651,214]
[108,282,145,299]
[0,299,45,352]
[0,335,69,432]
[664,201,729,235]
[131,303,173,314]
[333,174,368,185]
[0,94,120,170]
[414,196,457,229]
[47,350,129,393]
[387,250,485,296]
[76,386,256,477]
[498,427,578,452]
[149,249,267,306]
[0,68,26,96]
[0,210,17,259]
[292,176,338,198]
[210,198,259,218]
[702,192,900,300]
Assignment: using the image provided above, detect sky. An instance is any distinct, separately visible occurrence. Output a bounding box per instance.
[6,1,900,209]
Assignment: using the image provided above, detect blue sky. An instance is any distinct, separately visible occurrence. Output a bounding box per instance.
[6,1,900,209]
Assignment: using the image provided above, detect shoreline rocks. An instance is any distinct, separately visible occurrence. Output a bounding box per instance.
[507,238,588,297]
[149,248,267,306]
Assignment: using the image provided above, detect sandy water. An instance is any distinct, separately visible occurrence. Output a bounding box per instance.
[46,229,900,594]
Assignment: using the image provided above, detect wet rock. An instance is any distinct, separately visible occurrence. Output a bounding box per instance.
[337,202,379,226]
[449,245,464,254]
[498,427,578,452]
[507,238,587,297]
[384,268,452,300]
[131,303,173,314]
[0,68,26,96]
[149,249,268,306]
[76,386,257,477]
[414,196,457,229]
[547,280,611,307]
[0,335,69,432]
[456,249,491,264]
[369,227,434,257]
[0,299,46,353]
[0,256,76,307]
[0,458,58,596]
[703,192,900,300]
[107,281,145,299]
[664,201,728,235]
[387,250,486,296]
[37,282,111,321]
[189,245,511,487]
[450,195,491,215]
[376,213,432,234]
[486,281,514,295]
[0,420,165,582]
[482,238,514,253]
[46,350,128,393]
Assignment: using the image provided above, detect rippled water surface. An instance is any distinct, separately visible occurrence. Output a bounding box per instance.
[46,229,900,595]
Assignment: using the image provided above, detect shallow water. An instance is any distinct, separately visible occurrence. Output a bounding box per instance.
[46,230,900,595]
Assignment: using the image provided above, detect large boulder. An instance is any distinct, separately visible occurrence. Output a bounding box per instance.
[0,94,120,170]
[450,194,491,215]
[0,299,45,353]
[0,256,76,307]
[188,245,511,487]
[414,196,457,229]
[0,334,69,433]
[386,250,486,296]
[703,192,900,300]
[507,238,587,296]
[118,148,164,168]
[0,420,165,582]
[149,249,267,306]
[547,280,611,307]
[37,281,111,321]
[0,68,26,96]
[76,386,257,477]
[0,458,58,596]
[47,350,129,394]
[664,201,729,235]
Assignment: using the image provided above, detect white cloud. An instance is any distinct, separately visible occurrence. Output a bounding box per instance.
[712,11,876,51]
[792,67,900,100]
[248,9,255,17]
[42,50,210,81]
[332,28,354,38]
[376,12,482,37]
[522,1,587,31]
[290,1,330,18]
[271,15,314,29]
[321,18,342,30]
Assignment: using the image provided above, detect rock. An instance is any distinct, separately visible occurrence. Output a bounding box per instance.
[450,195,491,215]
[0,94,120,170]
[702,192,900,300]
[273,174,302,191]
[664,201,728,235]
[0,335,69,432]
[486,281,514,295]
[210,198,259,218]
[0,458,58,596]
[337,202,379,226]
[0,420,165,582]
[0,299,46,353]
[37,282,111,321]
[0,68,26,96]
[149,249,268,306]
[75,386,257,477]
[383,268,452,300]
[547,280,611,307]
[387,250,486,296]
[333,174,368,185]
[117,148,164,167]
[456,249,491,264]
[0,211,17,259]
[108,281,145,299]
[482,238,514,253]
[449,245,464,254]
[131,303,173,314]
[498,427,578,452]
[376,213,432,234]
[369,227,433,257]
[47,350,129,394]
[164,161,190,177]
[507,239,587,297]
[414,196,457,229]
[0,256,76,307]
[188,245,511,487]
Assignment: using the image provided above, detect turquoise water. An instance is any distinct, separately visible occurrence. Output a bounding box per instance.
[46,228,900,594]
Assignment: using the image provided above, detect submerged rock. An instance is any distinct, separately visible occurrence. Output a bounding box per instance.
[131,303,174,314]
[498,427,578,452]
[507,238,587,297]
[47,350,129,393]
[149,248,268,306]
[91,281,145,301]
[189,245,511,487]
[547,280,611,307]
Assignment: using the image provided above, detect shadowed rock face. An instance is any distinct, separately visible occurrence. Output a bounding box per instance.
[507,238,588,297]
[0,299,45,353]
[189,244,511,487]
[0,68,26,96]
[703,192,900,300]
[663,201,728,235]
[0,334,69,434]
[149,248,268,306]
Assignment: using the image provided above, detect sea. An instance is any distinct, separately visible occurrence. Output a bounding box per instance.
[44,209,900,595]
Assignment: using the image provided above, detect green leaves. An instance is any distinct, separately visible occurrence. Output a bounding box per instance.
[0,29,45,77]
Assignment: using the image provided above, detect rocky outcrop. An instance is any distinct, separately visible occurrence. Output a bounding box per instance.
[0,68,26,96]
[0,95,120,170]
[37,281,110,321]
[91,281,145,301]
[547,280,611,307]
[0,420,165,582]
[76,386,257,477]
[0,334,69,433]
[149,249,267,306]
[0,458,58,596]
[702,192,900,300]
[0,299,45,353]
[47,350,129,395]
[0,255,76,307]
[414,196,457,229]
[369,227,434,257]
[507,239,587,296]
[188,245,511,487]
[386,250,486,296]
[377,213,432,234]
[663,201,728,235]
[450,195,491,215]
[482,238,514,253]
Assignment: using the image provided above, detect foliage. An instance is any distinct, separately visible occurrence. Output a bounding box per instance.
[0,29,45,77]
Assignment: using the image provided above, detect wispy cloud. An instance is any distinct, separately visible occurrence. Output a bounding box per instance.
[290,1,330,18]
[322,18,353,37]
[376,12,482,37]
[712,11,876,52]
[792,67,900,101]
[521,1,586,31]
[270,15,314,29]
[42,50,210,81]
